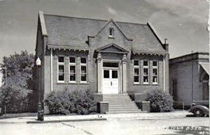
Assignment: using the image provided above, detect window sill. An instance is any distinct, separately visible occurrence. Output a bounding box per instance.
[133,83,160,86]
[57,82,67,85]
[56,82,89,85]
[108,36,115,39]
[69,81,77,84]
[57,81,65,83]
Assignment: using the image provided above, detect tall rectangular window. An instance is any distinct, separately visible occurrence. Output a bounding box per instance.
[134,60,140,84]
[80,57,87,82]
[69,57,76,82]
[58,56,65,82]
[143,60,149,84]
[152,61,158,84]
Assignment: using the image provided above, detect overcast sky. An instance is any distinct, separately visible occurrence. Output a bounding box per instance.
[0,0,209,85]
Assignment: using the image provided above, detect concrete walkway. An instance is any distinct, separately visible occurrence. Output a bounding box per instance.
[0,111,191,124]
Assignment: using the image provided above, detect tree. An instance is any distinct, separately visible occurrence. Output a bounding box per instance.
[0,51,35,113]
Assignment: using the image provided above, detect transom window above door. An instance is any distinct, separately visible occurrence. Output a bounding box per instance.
[103,62,118,67]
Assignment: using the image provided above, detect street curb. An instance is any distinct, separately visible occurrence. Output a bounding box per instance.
[0,121,27,124]
[27,118,107,124]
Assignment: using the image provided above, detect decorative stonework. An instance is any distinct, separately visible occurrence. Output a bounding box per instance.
[122,54,127,63]
[122,54,127,93]
[97,53,102,62]
[97,52,102,93]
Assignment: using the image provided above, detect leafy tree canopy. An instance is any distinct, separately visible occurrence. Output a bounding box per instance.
[0,50,34,89]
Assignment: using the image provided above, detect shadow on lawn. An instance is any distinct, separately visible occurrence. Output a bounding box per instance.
[162,126,209,135]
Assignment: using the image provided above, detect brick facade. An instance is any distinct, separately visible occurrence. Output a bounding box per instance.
[35,11,169,112]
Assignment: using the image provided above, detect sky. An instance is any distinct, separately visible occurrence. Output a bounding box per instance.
[0,0,209,85]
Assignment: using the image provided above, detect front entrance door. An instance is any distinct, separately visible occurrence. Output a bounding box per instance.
[102,69,119,94]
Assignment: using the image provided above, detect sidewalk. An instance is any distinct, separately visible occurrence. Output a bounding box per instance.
[0,110,191,124]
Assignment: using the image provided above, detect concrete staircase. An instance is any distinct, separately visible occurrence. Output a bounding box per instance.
[103,94,141,114]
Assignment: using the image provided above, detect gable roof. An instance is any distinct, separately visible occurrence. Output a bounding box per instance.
[94,19,133,41]
[41,12,166,54]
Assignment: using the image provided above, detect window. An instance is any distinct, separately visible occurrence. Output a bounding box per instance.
[69,57,76,82]
[112,70,118,78]
[109,27,114,37]
[134,60,140,84]
[152,61,158,84]
[103,62,118,67]
[133,59,159,85]
[80,57,87,82]
[104,70,109,78]
[143,60,149,84]
[58,56,65,82]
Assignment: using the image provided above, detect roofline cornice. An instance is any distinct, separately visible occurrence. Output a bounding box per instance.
[132,50,168,56]
[39,11,48,36]
[170,52,209,64]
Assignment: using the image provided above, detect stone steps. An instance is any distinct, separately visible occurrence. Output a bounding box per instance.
[102,94,141,114]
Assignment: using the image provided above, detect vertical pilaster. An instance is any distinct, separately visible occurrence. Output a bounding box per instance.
[50,48,53,91]
[122,54,127,93]
[97,53,102,93]
[165,54,169,93]
[163,54,169,93]
[163,56,166,92]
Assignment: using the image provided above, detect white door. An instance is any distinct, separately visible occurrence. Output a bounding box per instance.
[102,69,119,94]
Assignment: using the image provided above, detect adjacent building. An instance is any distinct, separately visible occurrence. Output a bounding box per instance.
[35,11,169,113]
[169,52,209,108]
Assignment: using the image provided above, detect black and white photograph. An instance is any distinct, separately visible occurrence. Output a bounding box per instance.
[0,0,209,134]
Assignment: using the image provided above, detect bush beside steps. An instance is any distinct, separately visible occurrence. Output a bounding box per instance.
[145,89,174,112]
[45,89,97,115]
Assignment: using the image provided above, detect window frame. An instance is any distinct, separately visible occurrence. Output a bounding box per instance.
[143,60,149,84]
[152,60,158,84]
[109,27,114,37]
[133,60,140,84]
[80,57,87,83]
[69,56,76,83]
[57,56,65,83]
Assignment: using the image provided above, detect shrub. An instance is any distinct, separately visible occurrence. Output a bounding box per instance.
[0,85,32,113]
[145,89,174,112]
[45,89,97,115]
